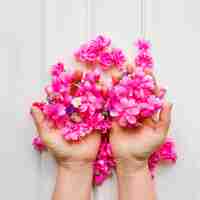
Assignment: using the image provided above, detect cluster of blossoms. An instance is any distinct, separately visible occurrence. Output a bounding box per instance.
[74,35,126,70]
[93,135,116,184]
[135,39,154,68]
[32,36,177,185]
[36,63,111,140]
[148,138,177,176]
[108,67,163,127]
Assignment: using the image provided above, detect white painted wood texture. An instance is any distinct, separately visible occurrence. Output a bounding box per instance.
[146,1,200,199]
[1,0,200,199]
[0,0,46,199]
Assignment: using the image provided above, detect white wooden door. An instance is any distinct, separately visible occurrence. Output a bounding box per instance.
[0,0,200,199]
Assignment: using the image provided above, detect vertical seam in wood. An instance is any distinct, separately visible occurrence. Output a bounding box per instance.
[140,0,146,38]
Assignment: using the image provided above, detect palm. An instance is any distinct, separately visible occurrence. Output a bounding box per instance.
[110,123,165,161]
[31,106,100,163]
[110,103,172,162]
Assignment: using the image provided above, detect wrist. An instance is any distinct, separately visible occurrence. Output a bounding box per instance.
[115,157,148,177]
[57,160,93,175]
[53,161,93,200]
[116,162,156,200]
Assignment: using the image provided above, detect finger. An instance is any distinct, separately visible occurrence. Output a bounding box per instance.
[31,106,45,136]
[143,118,156,128]
[156,102,173,136]
[111,121,120,132]
[109,68,123,79]
[126,63,135,74]
[144,68,160,95]
[111,121,126,135]
[144,67,153,76]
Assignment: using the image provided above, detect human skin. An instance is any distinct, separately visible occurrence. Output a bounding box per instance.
[31,106,101,200]
[31,65,172,200]
[110,102,173,200]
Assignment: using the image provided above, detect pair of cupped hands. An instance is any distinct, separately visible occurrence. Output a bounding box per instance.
[31,67,172,176]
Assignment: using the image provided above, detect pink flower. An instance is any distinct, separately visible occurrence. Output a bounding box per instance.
[74,35,111,64]
[98,52,113,69]
[93,136,115,185]
[95,35,111,49]
[74,44,99,63]
[32,102,45,111]
[51,62,65,77]
[32,136,46,152]
[135,51,153,68]
[43,103,66,120]
[111,48,126,68]
[148,138,177,176]
[110,97,140,126]
[90,113,112,134]
[135,39,151,51]
[62,122,93,140]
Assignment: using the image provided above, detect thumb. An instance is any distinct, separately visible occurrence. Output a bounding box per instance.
[31,106,45,136]
[156,102,173,137]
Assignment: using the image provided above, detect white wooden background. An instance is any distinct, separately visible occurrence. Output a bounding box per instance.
[1,0,200,199]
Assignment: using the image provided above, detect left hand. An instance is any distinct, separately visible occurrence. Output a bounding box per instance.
[31,106,101,168]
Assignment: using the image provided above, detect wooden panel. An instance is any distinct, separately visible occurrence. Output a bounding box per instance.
[0,0,45,199]
[146,0,200,199]
[93,0,140,60]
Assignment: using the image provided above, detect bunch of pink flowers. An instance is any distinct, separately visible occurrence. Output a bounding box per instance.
[32,35,177,185]
[74,35,126,70]
[108,68,163,127]
[135,39,154,68]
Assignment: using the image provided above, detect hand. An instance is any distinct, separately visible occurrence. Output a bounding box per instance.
[110,102,173,173]
[31,106,100,168]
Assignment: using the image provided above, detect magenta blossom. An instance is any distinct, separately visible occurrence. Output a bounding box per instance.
[98,52,113,69]
[32,136,46,152]
[50,62,65,77]
[93,135,115,185]
[135,39,151,51]
[74,35,111,64]
[148,138,177,177]
[111,48,126,68]
[135,51,154,68]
